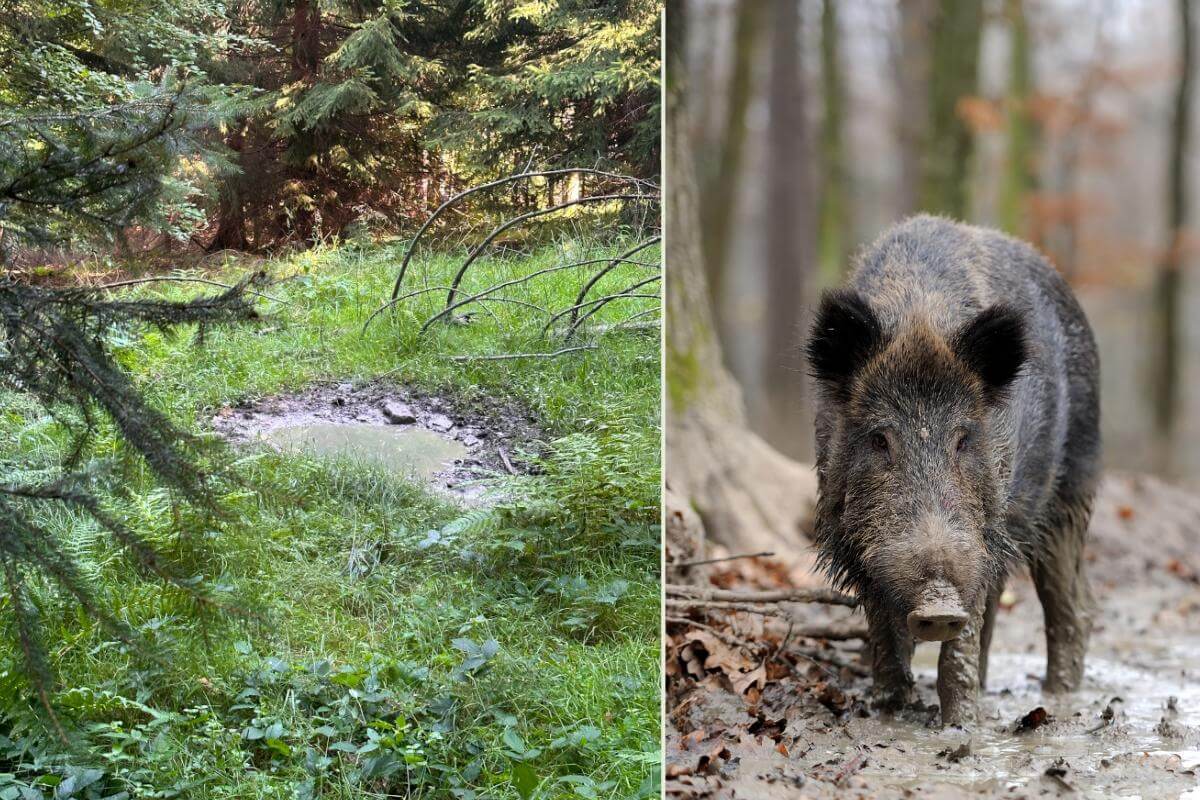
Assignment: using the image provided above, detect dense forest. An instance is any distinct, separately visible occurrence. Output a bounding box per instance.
[1,0,658,256]
[1,2,661,797]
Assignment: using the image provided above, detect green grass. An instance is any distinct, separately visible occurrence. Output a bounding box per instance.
[0,239,661,799]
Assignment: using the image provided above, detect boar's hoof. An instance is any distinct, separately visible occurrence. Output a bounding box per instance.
[907,608,967,642]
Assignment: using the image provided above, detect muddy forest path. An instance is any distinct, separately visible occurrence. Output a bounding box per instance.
[666,472,1200,799]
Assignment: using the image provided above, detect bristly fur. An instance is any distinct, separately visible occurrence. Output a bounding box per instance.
[806,289,887,401]
[807,215,1101,712]
[952,304,1027,402]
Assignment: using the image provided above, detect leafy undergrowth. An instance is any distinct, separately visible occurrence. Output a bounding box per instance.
[0,240,660,798]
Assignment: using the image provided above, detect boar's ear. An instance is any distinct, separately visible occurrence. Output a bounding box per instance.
[806,289,884,399]
[952,304,1027,401]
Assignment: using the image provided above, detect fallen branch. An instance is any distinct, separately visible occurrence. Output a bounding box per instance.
[666,583,857,607]
[568,236,662,324]
[671,550,774,567]
[94,275,288,305]
[497,447,518,476]
[441,193,658,311]
[365,256,655,333]
[446,345,596,362]
[541,274,662,337]
[564,275,662,338]
[665,599,866,639]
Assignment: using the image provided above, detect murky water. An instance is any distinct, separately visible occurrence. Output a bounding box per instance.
[262,423,467,481]
[841,581,1200,797]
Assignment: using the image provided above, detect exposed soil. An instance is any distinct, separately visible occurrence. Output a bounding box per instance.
[666,472,1200,799]
[208,379,544,500]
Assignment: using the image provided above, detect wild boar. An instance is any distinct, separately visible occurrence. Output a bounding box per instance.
[806,215,1100,725]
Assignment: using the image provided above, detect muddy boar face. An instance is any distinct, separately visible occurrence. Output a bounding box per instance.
[807,291,1026,641]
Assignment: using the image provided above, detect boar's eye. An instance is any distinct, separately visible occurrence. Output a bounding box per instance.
[869,431,890,456]
[954,430,971,455]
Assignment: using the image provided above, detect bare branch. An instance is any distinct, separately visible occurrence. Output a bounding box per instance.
[665,583,857,607]
[446,345,597,362]
[388,168,658,300]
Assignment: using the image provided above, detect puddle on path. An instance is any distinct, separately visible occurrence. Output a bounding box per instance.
[847,583,1200,796]
[261,423,468,483]
[671,473,1200,799]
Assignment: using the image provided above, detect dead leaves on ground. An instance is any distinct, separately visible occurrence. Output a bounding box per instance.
[666,557,865,797]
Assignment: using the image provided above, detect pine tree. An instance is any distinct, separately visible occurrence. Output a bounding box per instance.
[1,7,260,729]
[204,0,660,249]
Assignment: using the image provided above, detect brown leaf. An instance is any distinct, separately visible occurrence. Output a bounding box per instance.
[733,664,767,695]
[1015,706,1052,733]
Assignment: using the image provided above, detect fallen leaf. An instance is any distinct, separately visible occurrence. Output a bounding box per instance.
[732,664,766,695]
[1015,706,1051,733]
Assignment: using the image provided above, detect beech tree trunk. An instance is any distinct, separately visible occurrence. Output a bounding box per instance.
[818,0,851,278]
[697,0,763,338]
[1000,0,1037,236]
[665,3,815,563]
[761,0,815,455]
[920,0,984,218]
[896,0,934,215]
[1153,0,1193,466]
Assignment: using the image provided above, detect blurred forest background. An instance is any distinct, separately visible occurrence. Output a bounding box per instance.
[678,0,1200,482]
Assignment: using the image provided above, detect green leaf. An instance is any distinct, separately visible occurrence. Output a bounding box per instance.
[512,763,538,800]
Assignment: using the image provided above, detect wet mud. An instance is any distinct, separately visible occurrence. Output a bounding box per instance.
[208,380,543,500]
[666,473,1200,799]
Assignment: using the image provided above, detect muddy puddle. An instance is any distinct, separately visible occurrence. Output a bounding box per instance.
[263,423,467,482]
[209,380,542,501]
[667,472,1200,799]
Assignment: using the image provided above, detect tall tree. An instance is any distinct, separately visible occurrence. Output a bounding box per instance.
[760,0,815,456]
[696,0,764,316]
[920,0,984,218]
[818,0,851,278]
[0,11,260,725]
[896,0,934,215]
[1152,0,1194,461]
[666,1,815,558]
[0,122,259,734]
[999,0,1038,235]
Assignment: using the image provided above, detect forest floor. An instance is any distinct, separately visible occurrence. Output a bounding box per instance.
[666,472,1200,799]
[0,240,661,799]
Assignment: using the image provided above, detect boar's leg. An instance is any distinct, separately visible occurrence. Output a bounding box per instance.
[936,592,988,726]
[1031,499,1094,692]
[863,598,915,710]
[977,581,1003,689]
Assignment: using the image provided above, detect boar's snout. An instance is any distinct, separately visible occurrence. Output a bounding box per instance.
[906,581,968,642]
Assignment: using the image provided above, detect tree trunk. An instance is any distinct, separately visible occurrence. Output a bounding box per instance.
[292,0,321,78]
[819,0,851,279]
[999,0,1037,236]
[760,0,816,456]
[896,0,934,215]
[697,0,763,330]
[1153,0,1193,465]
[666,1,816,561]
[208,129,249,252]
[920,0,984,218]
